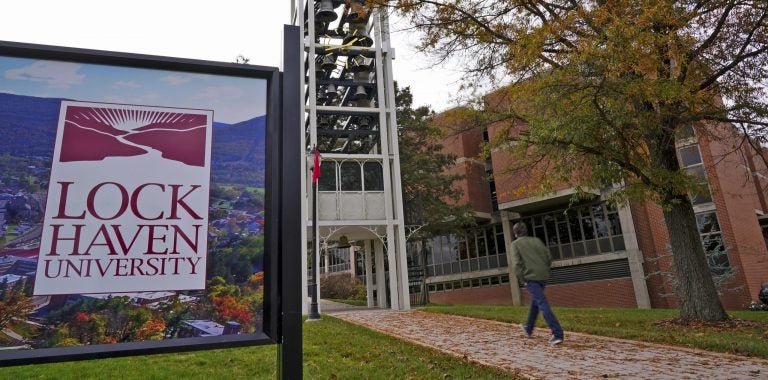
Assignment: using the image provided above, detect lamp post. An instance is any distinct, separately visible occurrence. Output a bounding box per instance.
[308,146,321,320]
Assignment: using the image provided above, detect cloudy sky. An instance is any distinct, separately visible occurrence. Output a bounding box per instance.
[0,1,462,112]
[0,55,266,124]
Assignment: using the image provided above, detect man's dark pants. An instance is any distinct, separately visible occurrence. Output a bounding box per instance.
[524,280,564,339]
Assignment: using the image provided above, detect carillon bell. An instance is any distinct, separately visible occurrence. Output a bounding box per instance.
[315,65,326,79]
[316,0,339,23]
[347,54,371,73]
[337,235,351,249]
[325,83,338,97]
[353,85,368,100]
[318,115,331,128]
[358,116,370,129]
[321,54,337,71]
[353,71,369,81]
[343,22,373,47]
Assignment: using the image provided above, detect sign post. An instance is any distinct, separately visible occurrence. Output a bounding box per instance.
[278,24,303,379]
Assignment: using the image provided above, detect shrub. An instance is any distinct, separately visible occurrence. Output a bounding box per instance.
[746,301,768,311]
[320,274,366,300]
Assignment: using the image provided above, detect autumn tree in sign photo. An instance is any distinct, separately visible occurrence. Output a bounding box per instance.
[378,0,768,321]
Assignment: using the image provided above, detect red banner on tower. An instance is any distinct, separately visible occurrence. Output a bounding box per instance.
[312,147,321,184]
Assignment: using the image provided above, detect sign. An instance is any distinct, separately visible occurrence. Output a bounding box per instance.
[0,35,303,370]
[35,102,213,294]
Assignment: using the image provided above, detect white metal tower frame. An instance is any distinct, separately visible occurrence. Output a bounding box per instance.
[291,0,410,312]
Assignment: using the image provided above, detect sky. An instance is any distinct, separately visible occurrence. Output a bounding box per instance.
[0,1,463,112]
[0,55,266,123]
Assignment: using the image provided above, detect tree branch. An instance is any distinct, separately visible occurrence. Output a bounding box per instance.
[680,1,737,83]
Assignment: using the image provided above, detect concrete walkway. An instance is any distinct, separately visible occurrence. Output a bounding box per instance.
[326,306,768,379]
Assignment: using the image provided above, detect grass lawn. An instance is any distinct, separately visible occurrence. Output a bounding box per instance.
[326,298,368,306]
[0,315,516,380]
[424,304,768,358]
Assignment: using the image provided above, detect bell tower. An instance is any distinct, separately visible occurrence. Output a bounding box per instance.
[291,1,410,311]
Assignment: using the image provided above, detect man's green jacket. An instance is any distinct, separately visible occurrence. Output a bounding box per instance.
[510,236,552,282]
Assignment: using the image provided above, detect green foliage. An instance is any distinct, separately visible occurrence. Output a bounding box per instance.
[0,282,33,330]
[326,298,368,306]
[320,274,366,300]
[388,0,768,205]
[396,84,475,238]
[207,235,264,283]
[155,298,196,339]
[54,337,82,348]
[746,301,768,312]
[39,296,167,347]
[207,276,241,298]
[243,290,264,318]
[210,184,264,213]
[0,154,50,190]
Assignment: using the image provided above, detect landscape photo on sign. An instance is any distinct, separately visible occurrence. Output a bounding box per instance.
[0,54,268,348]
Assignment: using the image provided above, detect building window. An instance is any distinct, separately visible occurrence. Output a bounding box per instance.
[676,124,696,141]
[696,211,730,273]
[318,160,383,194]
[327,246,351,273]
[318,161,337,191]
[363,162,384,191]
[686,165,713,204]
[676,131,713,205]
[340,161,362,191]
[761,219,768,251]
[418,223,509,277]
[519,202,625,260]
[407,204,627,288]
[678,145,702,166]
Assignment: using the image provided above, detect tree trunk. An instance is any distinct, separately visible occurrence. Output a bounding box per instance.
[662,199,728,321]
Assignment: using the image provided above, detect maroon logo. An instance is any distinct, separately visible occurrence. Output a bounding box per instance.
[60,105,209,167]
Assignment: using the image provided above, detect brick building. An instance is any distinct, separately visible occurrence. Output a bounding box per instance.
[410,108,768,310]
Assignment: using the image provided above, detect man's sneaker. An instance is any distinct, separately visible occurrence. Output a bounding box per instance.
[520,324,532,338]
[549,336,564,345]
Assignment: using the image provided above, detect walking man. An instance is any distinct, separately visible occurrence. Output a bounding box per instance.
[510,222,564,345]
